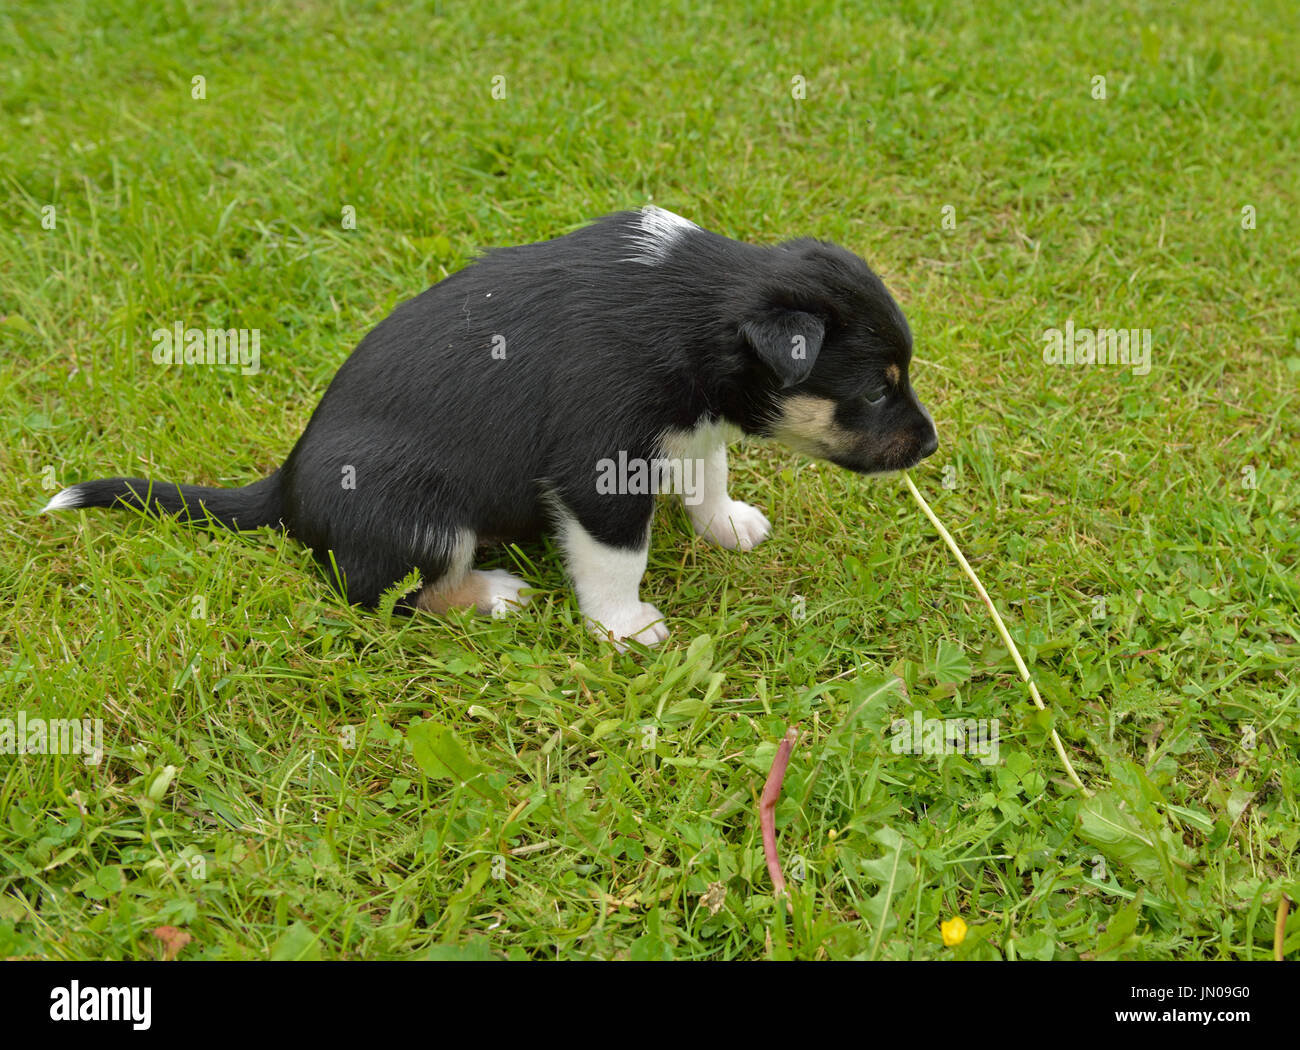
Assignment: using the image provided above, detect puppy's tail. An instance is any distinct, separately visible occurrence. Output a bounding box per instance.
[41,470,284,531]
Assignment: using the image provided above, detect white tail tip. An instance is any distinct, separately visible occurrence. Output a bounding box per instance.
[42,487,84,513]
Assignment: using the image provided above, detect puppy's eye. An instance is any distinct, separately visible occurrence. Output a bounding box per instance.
[862,387,888,406]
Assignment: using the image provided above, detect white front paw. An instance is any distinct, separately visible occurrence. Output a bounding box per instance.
[586,602,669,650]
[690,500,771,551]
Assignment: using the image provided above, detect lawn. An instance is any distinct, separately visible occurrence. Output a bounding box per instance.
[1,0,1296,960]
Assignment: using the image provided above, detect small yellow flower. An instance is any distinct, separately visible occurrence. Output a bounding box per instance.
[941,916,968,946]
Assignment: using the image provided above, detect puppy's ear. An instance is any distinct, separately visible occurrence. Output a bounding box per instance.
[740,310,825,388]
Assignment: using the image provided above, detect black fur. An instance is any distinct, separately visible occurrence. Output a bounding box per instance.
[58,474,283,531]
[49,209,937,612]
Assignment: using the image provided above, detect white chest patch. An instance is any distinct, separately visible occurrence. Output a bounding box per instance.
[657,420,772,551]
[624,205,699,265]
[657,419,742,463]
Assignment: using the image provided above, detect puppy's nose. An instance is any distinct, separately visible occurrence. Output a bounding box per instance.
[918,429,939,460]
[911,396,938,460]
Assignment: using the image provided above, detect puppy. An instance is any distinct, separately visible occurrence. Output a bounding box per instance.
[43,207,938,647]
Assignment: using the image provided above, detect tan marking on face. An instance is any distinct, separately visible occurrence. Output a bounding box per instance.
[770,394,856,458]
[885,364,901,385]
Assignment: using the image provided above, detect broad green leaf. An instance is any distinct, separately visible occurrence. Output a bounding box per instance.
[860,826,915,956]
[406,720,502,803]
[931,639,972,685]
[270,921,321,961]
[1095,895,1144,959]
[426,936,495,960]
[1077,788,1189,911]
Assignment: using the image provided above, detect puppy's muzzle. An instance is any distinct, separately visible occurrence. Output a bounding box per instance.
[914,400,939,461]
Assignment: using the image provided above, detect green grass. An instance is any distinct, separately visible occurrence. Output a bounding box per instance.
[2,0,1297,960]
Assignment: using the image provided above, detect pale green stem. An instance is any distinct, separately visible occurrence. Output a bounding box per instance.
[902,472,1091,796]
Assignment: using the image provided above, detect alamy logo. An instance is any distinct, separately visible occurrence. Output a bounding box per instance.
[50,981,151,1030]
[889,712,1000,765]
[1041,321,1151,375]
[151,321,261,375]
[0,711,103,765]
[595,452,704,505]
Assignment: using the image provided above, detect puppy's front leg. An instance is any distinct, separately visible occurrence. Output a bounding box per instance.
[555,502,667,649]
[682,439,771,552]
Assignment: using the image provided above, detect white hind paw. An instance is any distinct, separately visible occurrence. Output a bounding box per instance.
[416,569,531,618]
[479,569,531,619]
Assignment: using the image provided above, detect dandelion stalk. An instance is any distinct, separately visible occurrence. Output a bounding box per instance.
[902,471,1091,795]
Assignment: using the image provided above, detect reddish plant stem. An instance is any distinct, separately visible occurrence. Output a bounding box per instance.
[760,727,799,896]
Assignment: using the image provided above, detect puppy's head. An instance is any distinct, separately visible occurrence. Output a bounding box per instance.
[739,238,938,474]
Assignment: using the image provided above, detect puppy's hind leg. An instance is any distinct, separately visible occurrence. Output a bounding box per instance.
[664,425,771,551]
[413,528,531,619]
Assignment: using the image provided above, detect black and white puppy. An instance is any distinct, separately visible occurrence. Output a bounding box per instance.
[44,208,938,647]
